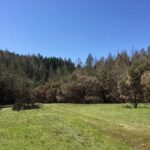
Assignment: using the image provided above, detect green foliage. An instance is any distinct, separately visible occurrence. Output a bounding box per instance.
[86,53,94,68]
[1,47,150,106]
[141,71,150,102]
[0,50,75,82]
[12,99,40,111]
[128,61,150,108]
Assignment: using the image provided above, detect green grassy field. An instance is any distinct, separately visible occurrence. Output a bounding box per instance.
[0,104,150,150]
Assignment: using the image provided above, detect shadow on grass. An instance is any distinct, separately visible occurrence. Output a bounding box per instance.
[0,105,12,109]
[12,103,41,111]
[0,104,41,111]
[123,103,150,109]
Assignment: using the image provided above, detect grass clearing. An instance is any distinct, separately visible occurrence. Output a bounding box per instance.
[0,104,150,150]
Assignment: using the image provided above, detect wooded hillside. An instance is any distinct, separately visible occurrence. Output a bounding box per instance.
[0,47,150,108]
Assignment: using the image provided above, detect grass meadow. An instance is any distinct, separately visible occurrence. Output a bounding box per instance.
[0,104,150,150]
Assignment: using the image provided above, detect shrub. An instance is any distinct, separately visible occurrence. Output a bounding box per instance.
[12,99,40,111]
[46,82,60,103]
[32,85,49,103]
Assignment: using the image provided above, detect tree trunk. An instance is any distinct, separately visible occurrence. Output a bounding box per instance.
[134,95,138,108]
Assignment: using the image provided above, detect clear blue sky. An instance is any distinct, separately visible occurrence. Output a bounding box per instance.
[0,0,150,61]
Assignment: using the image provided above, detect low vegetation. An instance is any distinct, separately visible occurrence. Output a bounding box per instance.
[0,104,149,150]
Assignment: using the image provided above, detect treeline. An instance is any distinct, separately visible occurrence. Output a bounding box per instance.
[0,50,75,83]
[0,47,150,109]
[0,50,75,108]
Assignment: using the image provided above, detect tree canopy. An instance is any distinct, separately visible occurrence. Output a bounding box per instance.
[0,47,150,109]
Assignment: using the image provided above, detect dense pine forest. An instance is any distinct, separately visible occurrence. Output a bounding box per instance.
[0,47,150,109]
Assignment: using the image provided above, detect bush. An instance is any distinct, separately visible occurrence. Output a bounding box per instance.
[12,99,40,111]
[57,81,86,103]
[32,85,49,103]
[84,96,100,103]
[46,82,60,103]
